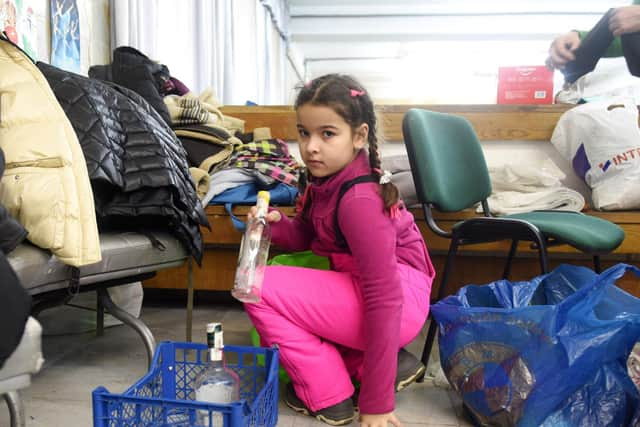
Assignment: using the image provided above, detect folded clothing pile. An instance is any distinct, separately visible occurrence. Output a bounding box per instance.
[477,161,585,215]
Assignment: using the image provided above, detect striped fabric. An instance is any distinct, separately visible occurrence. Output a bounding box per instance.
[174,98,210,125]
[231,138,301,185]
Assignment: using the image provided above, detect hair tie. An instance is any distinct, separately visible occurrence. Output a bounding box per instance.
[304,80,312,88]
[350,89,365,97]
[379,170,392,185]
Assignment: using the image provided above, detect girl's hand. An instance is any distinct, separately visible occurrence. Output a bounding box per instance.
[359,412,403,427]
[610,6,640,37]
[247,207,282,223]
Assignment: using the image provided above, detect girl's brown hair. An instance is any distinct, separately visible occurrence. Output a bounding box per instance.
[295,74,400,211]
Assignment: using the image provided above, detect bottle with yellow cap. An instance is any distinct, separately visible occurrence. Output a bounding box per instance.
[232,191,271,303]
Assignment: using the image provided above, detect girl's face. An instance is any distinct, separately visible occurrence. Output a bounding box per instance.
[296,104,368,178]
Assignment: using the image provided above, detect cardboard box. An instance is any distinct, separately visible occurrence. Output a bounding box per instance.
[497,66,554,104]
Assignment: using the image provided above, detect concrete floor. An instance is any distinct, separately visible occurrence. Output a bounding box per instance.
[1,293,473,427]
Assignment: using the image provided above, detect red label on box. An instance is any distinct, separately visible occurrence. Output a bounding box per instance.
[497,66,554,105]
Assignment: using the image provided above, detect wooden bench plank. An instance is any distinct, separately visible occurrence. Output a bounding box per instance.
[143,205,640,294]
[220,104,573,142]
[199,205,640,257]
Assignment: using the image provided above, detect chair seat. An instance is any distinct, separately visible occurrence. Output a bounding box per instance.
[506,211,625,253]
[8,231,188,295]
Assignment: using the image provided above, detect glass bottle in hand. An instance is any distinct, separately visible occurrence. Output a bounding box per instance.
[232,191,271,303]
[193,323,240,426]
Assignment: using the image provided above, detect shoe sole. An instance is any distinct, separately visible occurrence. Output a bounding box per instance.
[285,399,355,426]
[396,363,426,392]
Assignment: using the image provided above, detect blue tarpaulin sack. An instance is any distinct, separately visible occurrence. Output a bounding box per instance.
[432,263,640,427]
[210,182,298,231]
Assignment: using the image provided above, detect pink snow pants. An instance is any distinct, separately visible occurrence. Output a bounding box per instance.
[244,263,432,412]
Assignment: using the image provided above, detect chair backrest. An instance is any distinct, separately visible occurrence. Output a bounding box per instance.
[402,108,492,212]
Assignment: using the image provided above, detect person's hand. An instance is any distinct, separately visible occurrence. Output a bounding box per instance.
[247,206,281,223]
[359,412,403,427]
[609,6,640,37]
[546,31,581,70]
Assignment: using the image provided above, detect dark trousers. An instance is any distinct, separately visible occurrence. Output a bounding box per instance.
[563,9,640,83]
[0,251,31,369]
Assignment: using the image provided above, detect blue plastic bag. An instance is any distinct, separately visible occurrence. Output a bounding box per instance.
[432,263,640,427]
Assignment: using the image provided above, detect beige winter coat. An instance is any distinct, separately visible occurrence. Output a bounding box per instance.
[0,39,101,266]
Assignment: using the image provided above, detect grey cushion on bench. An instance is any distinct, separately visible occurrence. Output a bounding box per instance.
[7,231,188,295]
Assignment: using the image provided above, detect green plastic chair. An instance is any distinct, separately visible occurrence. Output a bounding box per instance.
[401,108,626,368]
[250,251,330,383]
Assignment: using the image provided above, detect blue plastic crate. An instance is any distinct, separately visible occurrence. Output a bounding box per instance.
[92,341,279,427]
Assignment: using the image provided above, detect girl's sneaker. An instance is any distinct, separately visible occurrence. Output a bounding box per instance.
[285,382,355,426]
[351,348,425,412]
[395,348,426,392]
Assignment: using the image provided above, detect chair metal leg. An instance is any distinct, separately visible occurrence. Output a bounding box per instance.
[593,255,602,273]
[96,291,104,337]
[503,239,518,279]
[537,239,549,274]
[4,391,25,427]
[419,319,438,383]
[186,258,194,342]
[435,239,459,303]
[97,288,157,368]
[420,238,459,371]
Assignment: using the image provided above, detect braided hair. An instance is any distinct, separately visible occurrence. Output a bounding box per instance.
[295,74,400,212]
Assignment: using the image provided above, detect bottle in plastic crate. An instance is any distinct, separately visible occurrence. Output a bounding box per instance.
[193,323,240,425]
[92,341,279,426]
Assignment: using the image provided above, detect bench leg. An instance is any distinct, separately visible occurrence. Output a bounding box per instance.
[96,291,104,337]
[97,288,156,368]
[186,258,194,343]
[4,391,25,427]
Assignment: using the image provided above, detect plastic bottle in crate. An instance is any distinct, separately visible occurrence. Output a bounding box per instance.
[193,323,240,425]
[232,191,271,303]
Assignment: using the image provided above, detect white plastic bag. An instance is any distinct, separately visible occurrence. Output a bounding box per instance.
[551,97,640,210]
[107,282,144,319]
[555,58,640,104]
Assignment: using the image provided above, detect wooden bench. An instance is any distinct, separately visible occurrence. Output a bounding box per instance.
[143,104,640,297]
[143,205,640,297]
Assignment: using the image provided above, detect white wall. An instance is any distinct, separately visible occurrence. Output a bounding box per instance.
[285,43,305,103]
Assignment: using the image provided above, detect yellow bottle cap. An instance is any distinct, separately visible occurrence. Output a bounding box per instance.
[257,191,270,204]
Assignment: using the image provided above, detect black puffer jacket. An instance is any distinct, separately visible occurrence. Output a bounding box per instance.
[89,46,172,126]
[38,62,208,263]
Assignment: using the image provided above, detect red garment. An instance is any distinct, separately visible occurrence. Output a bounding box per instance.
[270,150,435,413]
